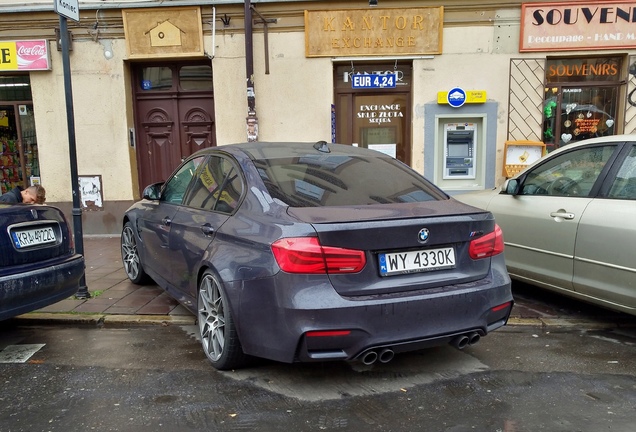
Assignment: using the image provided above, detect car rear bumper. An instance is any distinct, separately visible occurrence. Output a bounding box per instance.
[0,254,85,321]
[234,259,512,364]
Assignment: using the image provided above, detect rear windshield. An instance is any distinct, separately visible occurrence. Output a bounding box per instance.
[253,154,447,207]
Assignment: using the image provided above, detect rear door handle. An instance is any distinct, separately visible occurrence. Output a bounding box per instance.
[200,224,215,236]
[550,211,575,220]
[162,217,172,226]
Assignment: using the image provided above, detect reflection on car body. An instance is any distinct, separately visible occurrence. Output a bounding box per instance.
[456,134,636,316]
[122,141,513,370]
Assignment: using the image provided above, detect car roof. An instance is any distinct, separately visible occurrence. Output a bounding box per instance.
[543,134,636,158]
[193,141,390,160]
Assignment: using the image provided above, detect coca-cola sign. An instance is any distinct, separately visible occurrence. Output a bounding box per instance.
[0,39,50,71]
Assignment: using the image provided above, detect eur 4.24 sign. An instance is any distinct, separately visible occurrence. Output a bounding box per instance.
[54,0,80,22]
[351,73,397,89]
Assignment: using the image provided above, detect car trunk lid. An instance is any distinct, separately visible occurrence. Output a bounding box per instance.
[0,205,74,268]
[287,200,497,297]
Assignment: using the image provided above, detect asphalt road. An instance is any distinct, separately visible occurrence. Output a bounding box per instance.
[1,286,635,432]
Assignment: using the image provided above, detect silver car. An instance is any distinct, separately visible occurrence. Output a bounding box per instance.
[456,135,636,316]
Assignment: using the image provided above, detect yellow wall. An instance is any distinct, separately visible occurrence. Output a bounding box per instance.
[30,39,132,202]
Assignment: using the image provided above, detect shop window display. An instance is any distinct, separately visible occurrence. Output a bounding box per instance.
[0,76,41,193]
[542,57,621,151]
[0,106,22,193]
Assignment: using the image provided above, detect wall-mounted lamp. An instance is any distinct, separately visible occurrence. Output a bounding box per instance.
[369,0,378,6]
[100,39,114,60]
[54,28,73,51]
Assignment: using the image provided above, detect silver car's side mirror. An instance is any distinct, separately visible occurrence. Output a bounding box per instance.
[503,179,520,195]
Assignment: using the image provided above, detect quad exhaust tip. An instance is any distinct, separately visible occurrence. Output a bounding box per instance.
[450,332,481,350]
[360,348,395,365]
[358,332,481,365]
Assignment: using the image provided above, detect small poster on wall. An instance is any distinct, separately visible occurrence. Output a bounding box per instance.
[79,175,103,211]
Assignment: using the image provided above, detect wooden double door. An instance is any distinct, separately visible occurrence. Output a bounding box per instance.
[132,61,216,193]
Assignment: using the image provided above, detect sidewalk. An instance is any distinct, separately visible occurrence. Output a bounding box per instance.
[24,236,195,325]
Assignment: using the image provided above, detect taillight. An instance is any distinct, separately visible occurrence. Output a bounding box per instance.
[271,237,366,274]
[492,301,512,312]
[469,224,504,259]
[306,330,351,337]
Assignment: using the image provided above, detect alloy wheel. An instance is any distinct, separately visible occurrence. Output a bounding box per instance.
[121,224,142,282]
[198,274,225,362]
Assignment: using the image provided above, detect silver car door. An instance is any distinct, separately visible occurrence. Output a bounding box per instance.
[493,144,617,293]
[573,145,636,312]
[489,194,591,292]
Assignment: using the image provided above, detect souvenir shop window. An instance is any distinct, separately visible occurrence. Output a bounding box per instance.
[542,56,621,150]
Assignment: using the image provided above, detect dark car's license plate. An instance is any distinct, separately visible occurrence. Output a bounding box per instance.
[11,227,57,248]
[379,247,456,276]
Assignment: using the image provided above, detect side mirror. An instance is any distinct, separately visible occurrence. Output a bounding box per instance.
[502,179,520,196]
[142,182,163,200]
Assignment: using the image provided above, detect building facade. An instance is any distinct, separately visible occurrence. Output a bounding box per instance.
[0,0,635,234]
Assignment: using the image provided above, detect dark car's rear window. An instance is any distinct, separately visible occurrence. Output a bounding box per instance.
[252,153,447,207]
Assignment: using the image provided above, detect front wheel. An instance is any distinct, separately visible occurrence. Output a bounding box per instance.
[198,271,248,370]
[121,221,151,284]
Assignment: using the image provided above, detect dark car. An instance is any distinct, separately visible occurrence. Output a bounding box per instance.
[0,203,85,321]
[121,141,513,370]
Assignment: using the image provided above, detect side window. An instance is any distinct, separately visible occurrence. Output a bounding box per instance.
[608,146,636,199]
[185,156,243,213]
[520,145,615,197]
[162,157,205,204]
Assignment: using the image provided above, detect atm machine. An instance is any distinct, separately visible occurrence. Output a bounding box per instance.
[443,123,477,179]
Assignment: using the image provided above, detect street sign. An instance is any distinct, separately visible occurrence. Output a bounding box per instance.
[54,0,80,22]
[351,73,397,89]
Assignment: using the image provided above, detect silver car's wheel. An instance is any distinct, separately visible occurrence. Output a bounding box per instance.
[198,271,246,370]
[121,222,150,284]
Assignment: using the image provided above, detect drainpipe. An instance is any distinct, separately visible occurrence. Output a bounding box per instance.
[244,0,258,141]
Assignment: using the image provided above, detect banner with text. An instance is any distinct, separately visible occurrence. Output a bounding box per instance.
[0,40,51,71]
[305,7,443,57]
[520,1,636,52]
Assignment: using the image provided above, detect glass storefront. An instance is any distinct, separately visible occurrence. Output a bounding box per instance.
[542,56,622,151]
[0,75,41,193]
[334,63,412,165]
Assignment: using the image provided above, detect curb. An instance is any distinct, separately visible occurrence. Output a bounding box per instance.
[507,316,636,329]
[15,312,196,326]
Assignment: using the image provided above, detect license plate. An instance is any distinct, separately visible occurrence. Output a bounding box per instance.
[11,227,57,248]
[379,247,456,276]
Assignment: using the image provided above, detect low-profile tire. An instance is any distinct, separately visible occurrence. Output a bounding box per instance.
[198,271,248,370]
[121,221,151,285]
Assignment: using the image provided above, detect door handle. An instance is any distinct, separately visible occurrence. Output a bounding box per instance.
[550,211,575,220]
[162,217,172,226]
[200,224,215,236]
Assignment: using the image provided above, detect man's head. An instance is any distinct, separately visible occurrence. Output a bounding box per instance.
[21,185,46,204]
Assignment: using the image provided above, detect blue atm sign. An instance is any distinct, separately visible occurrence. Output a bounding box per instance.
[351,73,397,89]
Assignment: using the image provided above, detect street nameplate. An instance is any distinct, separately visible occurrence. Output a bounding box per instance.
[54,0,80,22]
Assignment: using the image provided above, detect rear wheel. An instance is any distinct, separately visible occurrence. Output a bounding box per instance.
[121,222,151,284]
[198,271,247,370]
